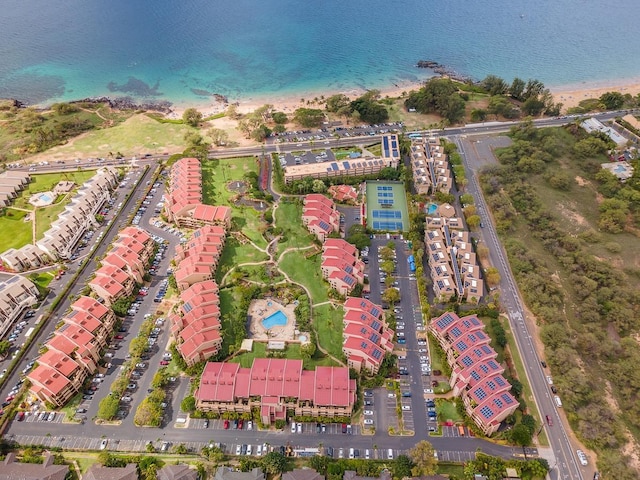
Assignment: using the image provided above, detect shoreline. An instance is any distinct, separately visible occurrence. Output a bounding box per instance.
[11,75,640,119]
[163,76,640,118]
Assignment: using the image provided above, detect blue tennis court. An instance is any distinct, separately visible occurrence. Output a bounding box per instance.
[373,221,404,230]
[366,181,409,231]
[373,210,401,219]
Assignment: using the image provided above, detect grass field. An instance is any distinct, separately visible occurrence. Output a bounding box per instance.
[13,171,96,209]
[215,238,269,283]
[201,156,267,249]
[313,303,345,359]
[279,251,328,304]
[436,398,463,423]
[231,341,339,369]
[34,200,69,240]
[275,201,316,255]
[25,114,191,161]
[0,209,32,250]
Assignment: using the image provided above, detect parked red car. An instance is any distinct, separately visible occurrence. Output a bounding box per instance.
[223,419,229,429]
[114,335,124,340]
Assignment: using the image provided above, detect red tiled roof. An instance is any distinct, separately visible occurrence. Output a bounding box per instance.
[28,365,71,396]
[90,275,125,296]
[96,264,130,285]
[304,194,334,208]
[38,349,80,378]
[179,329,222,361]
[72,296,110,321]
[192,204,231,223]
[323,238,357,256]
[197,362,242,402]
[342,336,385,367]
[64,310,102,334]
[180,280,219,304]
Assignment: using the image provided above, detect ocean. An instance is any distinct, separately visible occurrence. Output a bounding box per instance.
[1,0,640,106]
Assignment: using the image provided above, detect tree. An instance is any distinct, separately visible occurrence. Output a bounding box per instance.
[441,94,466,124]
[509,77,526,101]
[173,444,189,454]
[262,451,287,474]
[485,267,501,287]
[382,287,400,305]
[272,111,288,124]
[510,423,533,446]
[408,440,438,477]
[481,75,508,96]
[522,97,546,116]
[470,108,487,122]
[394,454,414,479]
[300,342,316,359]
[460,193,475,205]
[251,124,272,142]
[308,455,331,475]
[325,94,351,113]
[0,340,11,358]
[183,108,203,127]
[111,297,131,317]
[466,214,481,228]
[181,395,196,413]
[350,95,389,124]
[97,395,120,420]
[599,91,625,110]
[293,108,325,127]
[311,179,327,193]
[208,128,229,146]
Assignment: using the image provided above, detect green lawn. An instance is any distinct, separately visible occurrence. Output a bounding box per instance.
[279,251,328,303]
[13,171,96,210]
[35,200,69,240]
[313,303,345,359]
[275,201,316,255]
[28,271,55,290]
[235,264,284,284]
[436,463,465,479]
[231,341,339,369]
[25,114,191,160]
[201,156,268,249]
[436,398,463,423]
[215,238,269,283]
[333,147,362,160]
[0,209,32,251]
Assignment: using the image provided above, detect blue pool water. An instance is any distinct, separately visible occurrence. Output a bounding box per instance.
[262,310,287,329]
[39,193,53,203]
[427,203,438,215]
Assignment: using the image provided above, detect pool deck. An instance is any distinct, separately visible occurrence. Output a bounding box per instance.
[247,298,298,342]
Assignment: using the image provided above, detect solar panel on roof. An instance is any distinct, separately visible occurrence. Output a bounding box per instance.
[371,307,380,317]
[481,345,493,355]
[183,303,193,313]
[436,313,455,329]
[450,326,462,337]
[343,275,355,286]
[493,397,503,408]
[474,387,487,400]
[470,371,481,381]
[487,380,496,390]
[343,161,351,169]
[361,341,368,349]
[455,340,468,351]
[461,356,473,367]
[372,349,382,359]
[318,221,331,231]
[501,393,514,404]
[331,163,338,171]
[495,376,506,387]
[480,405,494,419]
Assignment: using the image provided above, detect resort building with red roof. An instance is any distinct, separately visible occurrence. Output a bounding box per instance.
[169,279,223,366]
[320,239,364,295]
[302,194,340,241]
[430,312,519,435]
[328,184,358,203]
[163,157,231,229]
[195,358,356,424]
[341,298,393,374]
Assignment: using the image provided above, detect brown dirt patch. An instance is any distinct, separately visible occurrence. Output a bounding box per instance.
[556,202,589,228]
[574,176,590,187]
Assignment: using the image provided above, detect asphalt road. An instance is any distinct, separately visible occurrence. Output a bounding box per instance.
[452,136,584,480]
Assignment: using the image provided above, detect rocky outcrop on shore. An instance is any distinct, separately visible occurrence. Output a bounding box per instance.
[190,88,229,104]
[416,60,475,83]
[70,96,173,112]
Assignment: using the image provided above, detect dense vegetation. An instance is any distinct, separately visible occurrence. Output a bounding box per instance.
[0,100,131,161]
[480,120,640,479]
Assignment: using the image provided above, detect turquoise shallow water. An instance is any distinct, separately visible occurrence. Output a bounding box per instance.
[1,0,640,105]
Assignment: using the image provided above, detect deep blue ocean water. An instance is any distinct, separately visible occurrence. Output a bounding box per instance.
[2,0,640,106]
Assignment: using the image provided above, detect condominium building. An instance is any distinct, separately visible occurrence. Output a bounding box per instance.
[302,194,340,241]
[425,219,483,303]
[284,134,400,184]
[173,225,226,292]
[410,136,452,195]
[430,312,519,435]
[195,358,356,423]
[342,297,394,374]
[0,275,39,338]
[164,157,231,229]
[320,239,364,295]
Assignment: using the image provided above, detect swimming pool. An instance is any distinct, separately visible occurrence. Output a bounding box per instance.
[262,310,287,329]
[427,203,437,215]
[39,193,53,203]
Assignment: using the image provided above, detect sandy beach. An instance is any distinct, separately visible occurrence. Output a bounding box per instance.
[166,78,427,120]
[551,78,640,110]
[166,76,640,119]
